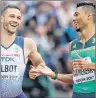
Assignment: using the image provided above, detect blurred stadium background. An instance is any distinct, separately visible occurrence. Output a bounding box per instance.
[2,0,81,98]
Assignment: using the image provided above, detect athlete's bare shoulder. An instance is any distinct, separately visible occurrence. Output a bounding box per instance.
[24,37,37,53]
[69,41,72,51]
[65,41,72,52]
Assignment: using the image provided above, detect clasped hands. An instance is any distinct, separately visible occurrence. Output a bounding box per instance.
[29,54,91,79]
[29,64,53,79]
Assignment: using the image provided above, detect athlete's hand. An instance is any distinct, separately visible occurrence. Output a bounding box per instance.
[29,65,43,79]
[29,65,54,79]
[72,54,90,70]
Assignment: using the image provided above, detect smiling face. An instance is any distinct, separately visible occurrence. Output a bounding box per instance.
[72,7,89,31]
[2,8,21,34]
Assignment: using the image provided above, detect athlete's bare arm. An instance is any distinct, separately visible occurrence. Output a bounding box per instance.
[55,74,73,84]
[28,40,73,83]
[49,72,73,84]
[29,64,73,84]
[24,38,45,67]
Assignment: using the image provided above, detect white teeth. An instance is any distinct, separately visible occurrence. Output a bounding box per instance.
[10,25,16,27]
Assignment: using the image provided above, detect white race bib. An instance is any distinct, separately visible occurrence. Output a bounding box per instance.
[1,72,19,80]
[1,65,19,80]
[73,57,95,84]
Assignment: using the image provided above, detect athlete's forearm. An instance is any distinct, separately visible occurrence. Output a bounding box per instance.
[89,63,96,70]
[50,72,73,84]
[57,74,73,84]
[29,52,45,67]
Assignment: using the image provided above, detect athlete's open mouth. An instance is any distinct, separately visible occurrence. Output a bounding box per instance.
[73,21,79,27]
[73,21,78,25]
[10,24,17,27]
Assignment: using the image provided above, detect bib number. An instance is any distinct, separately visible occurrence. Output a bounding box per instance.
[73,56,95,84]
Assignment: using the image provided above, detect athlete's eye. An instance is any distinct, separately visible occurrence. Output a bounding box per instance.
[74,12,79,17]
[75,14,78,16]
[9,15,15,18]
[17,16,21,20]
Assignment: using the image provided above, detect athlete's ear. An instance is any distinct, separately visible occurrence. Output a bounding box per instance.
[88,13,92,20]
[1,16,4,23]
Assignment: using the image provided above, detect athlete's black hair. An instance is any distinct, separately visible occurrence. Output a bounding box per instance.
[1,5,20,14]
[76,2,95,9]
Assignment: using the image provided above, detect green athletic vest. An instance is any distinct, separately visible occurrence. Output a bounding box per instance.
[70,34,96,93]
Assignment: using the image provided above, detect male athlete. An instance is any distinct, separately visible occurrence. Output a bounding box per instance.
[30,2,96,98]
[1,5,51,98]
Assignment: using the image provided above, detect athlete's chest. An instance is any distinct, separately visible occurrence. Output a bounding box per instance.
[1,44,26,80]
[70,36,96,62]
[1,44,24,64]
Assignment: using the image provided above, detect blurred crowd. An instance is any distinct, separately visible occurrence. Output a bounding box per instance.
[3,1,79,98]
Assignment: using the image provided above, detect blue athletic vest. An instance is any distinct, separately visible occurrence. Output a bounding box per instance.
[1,36,26,97]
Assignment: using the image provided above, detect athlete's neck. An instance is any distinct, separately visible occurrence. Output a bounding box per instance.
[1,28,16,47]
[80,23,95,43]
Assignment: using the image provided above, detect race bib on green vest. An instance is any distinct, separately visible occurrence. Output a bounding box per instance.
[73,57,95,84]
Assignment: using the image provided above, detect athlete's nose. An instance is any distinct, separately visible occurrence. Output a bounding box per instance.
[12,18,19,26]
[72,16,77,22]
